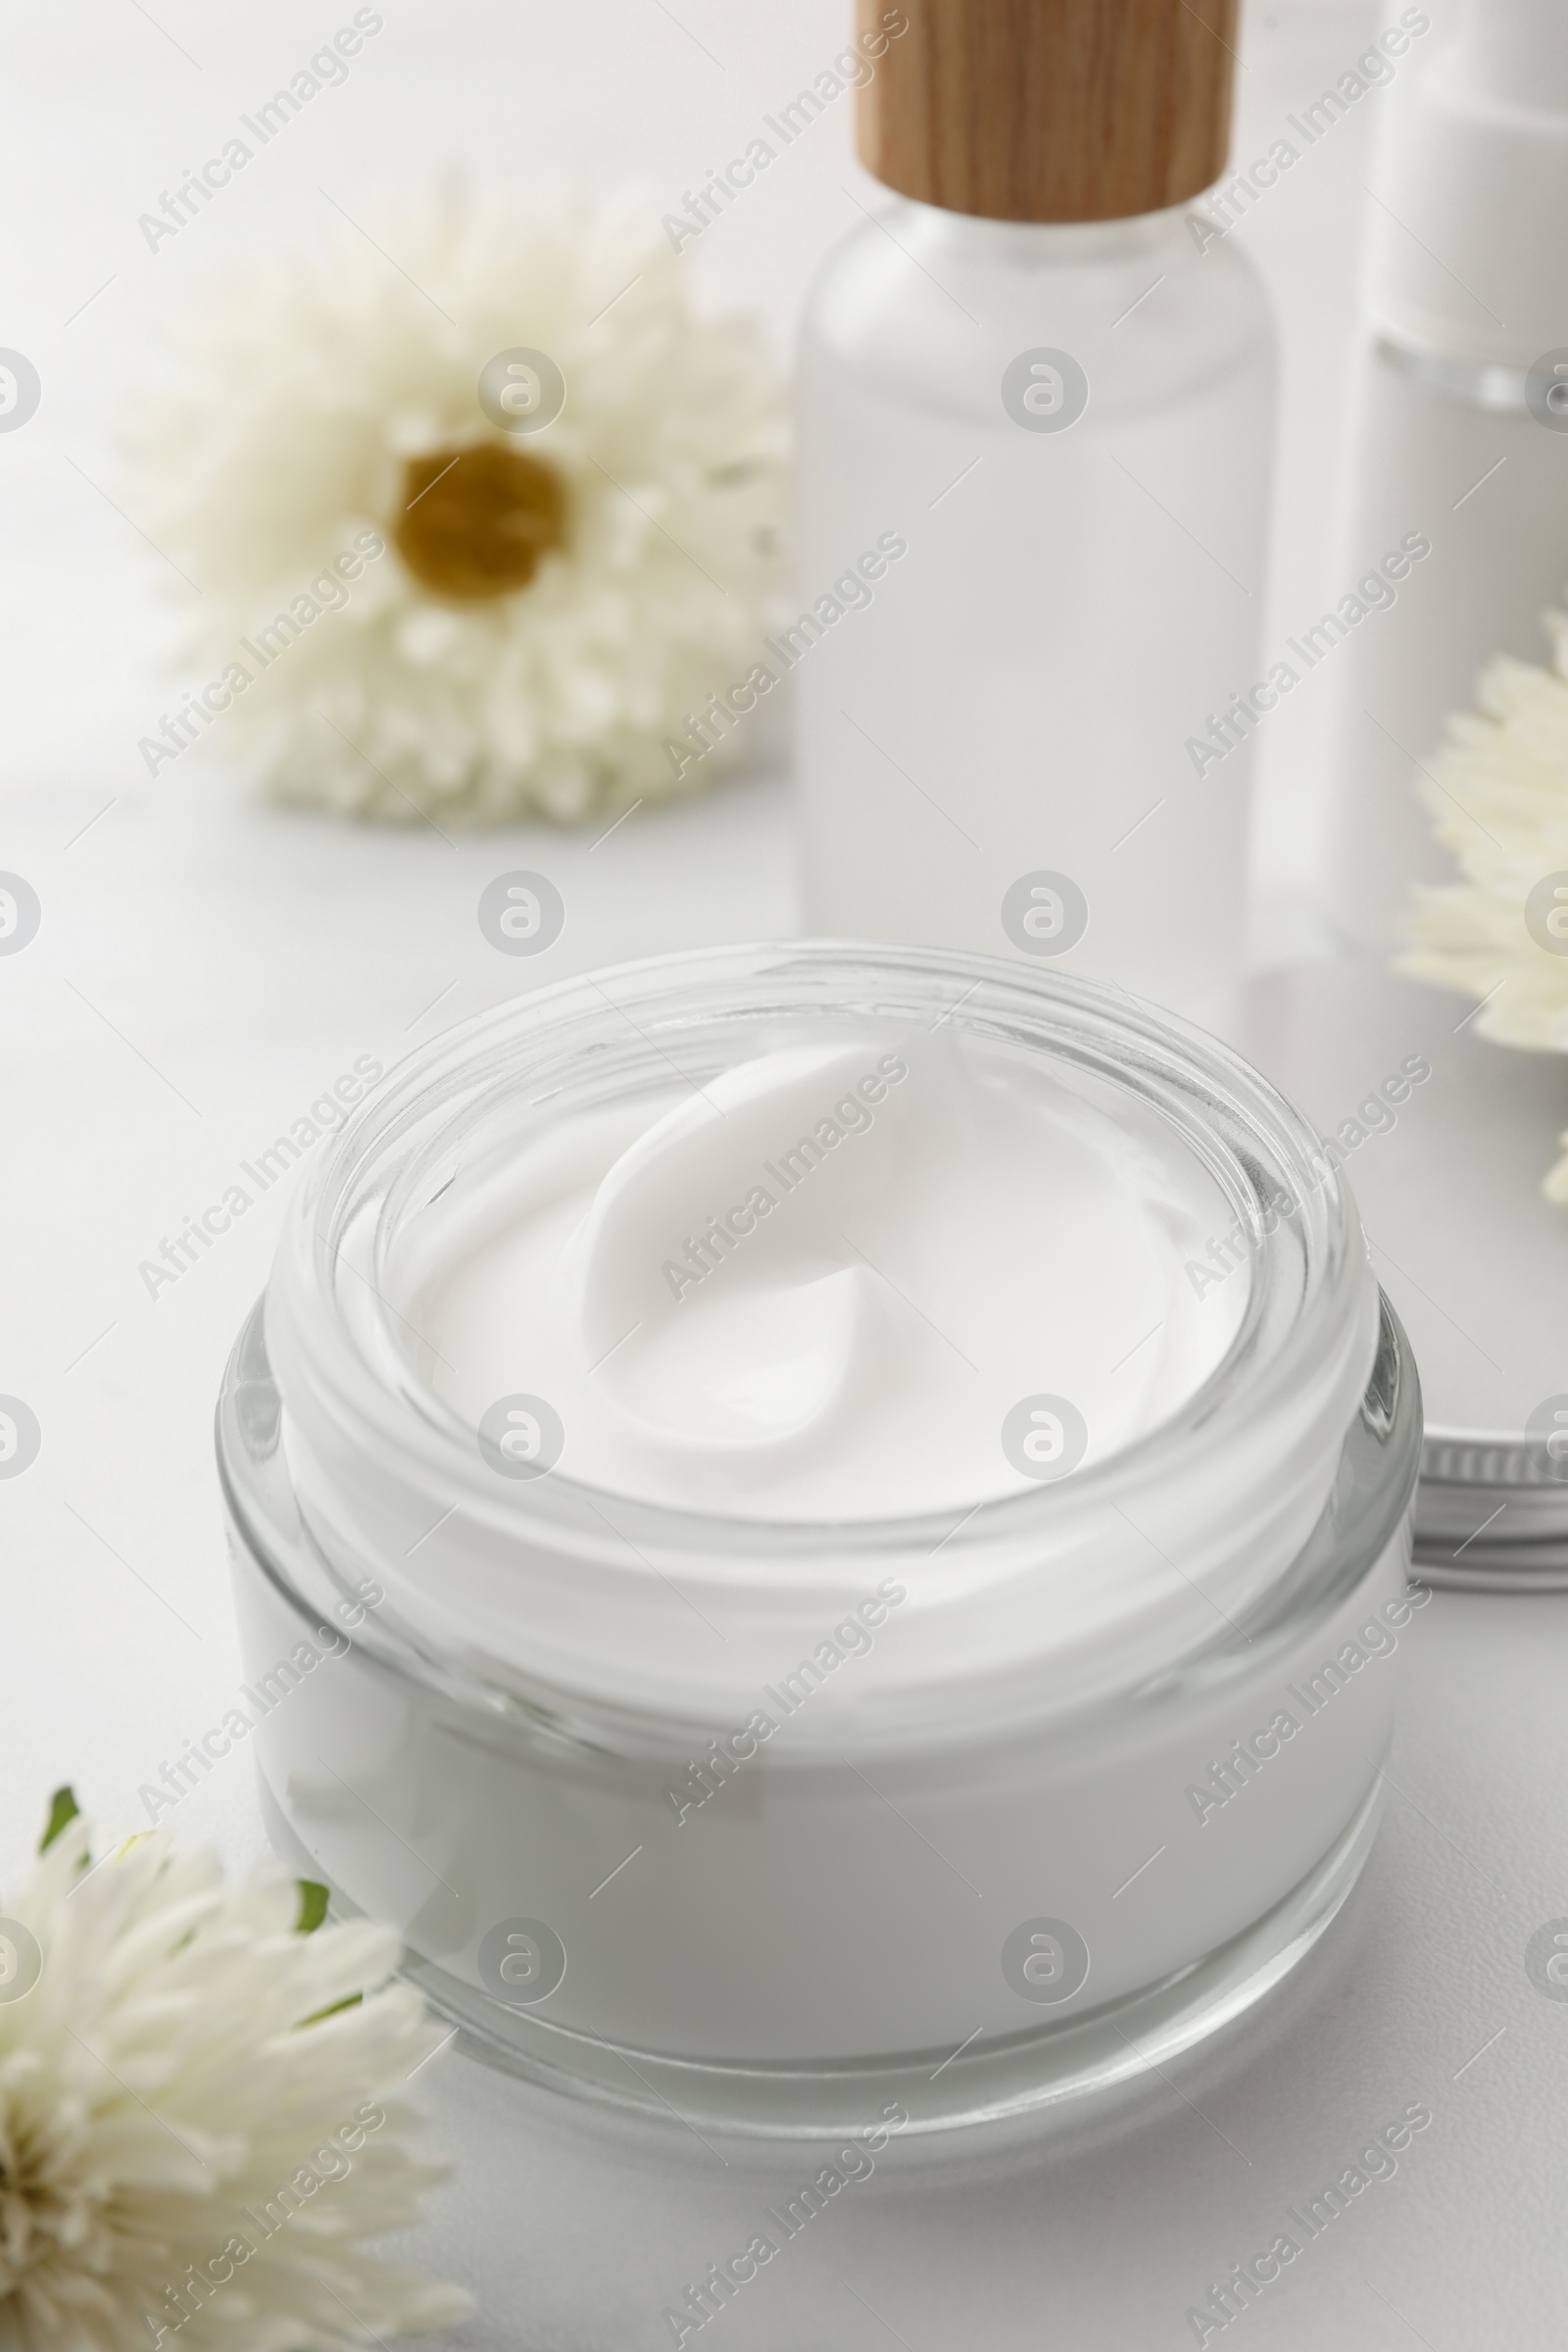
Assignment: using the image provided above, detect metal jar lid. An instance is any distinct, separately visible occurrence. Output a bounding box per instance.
[1214,956,1568,1592]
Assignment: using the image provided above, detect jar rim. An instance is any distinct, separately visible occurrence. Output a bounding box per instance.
[276,940,1360,1534]
[255,941,1384,1728]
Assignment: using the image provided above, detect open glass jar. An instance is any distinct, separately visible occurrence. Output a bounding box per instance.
[217,943,1421,2135]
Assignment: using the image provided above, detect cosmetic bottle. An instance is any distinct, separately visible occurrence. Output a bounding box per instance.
[794,0,1277,1014]
[1229,0,1568,1588]
[1318,0,1568,949]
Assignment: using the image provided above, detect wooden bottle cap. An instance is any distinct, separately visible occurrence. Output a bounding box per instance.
[856,0,1241,224]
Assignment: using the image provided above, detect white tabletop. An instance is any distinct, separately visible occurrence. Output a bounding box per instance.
[3,3,1563,2346]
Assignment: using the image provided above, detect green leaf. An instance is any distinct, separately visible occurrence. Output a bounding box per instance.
[295,1880,330,1934]
[301,1992,363,2026]
[40,1787,80,1854]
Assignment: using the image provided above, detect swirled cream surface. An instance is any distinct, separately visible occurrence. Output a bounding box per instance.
[421,1034,1245,1518]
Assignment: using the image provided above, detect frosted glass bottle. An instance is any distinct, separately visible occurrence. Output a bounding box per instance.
[795,197,1276,1014]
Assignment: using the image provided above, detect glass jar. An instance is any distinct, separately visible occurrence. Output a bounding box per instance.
[217,942,1420,2136]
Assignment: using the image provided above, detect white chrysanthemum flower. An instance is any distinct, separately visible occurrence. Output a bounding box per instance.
[129,185,786,823]
[1398,605,1568,1200]
[0,1792,471,2350]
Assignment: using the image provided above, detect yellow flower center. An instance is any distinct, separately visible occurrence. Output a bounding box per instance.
[394,442,567,601]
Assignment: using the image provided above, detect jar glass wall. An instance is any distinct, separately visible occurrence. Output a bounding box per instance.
[216,944,1421,2135]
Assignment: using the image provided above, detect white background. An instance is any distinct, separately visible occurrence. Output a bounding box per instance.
[2,2,1565,2346]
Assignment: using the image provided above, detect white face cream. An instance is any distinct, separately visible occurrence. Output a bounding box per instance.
[419,1032,1243,1519]
[220,945,1421,2134]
